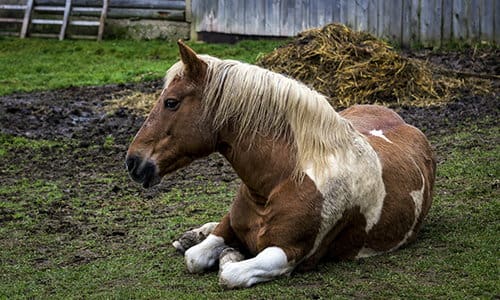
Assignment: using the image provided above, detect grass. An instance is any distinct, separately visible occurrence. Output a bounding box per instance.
[0,38,498,298]
[0,37,283,96]
[0,127,498,299]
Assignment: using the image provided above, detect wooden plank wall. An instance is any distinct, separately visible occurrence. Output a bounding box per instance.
[191,0,499,46]
[36,0,186,10]
[2,0,186,21]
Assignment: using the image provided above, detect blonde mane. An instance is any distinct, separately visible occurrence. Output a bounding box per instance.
[165,55,357,182]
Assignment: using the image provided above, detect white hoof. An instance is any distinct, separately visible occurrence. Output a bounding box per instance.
[184,234,225,273]
[173,222,219,254]
[219,247,244,269]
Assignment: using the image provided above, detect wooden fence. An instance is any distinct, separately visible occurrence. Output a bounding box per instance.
[191,0,500,46]
[1,0,186,22]
[36,0,186,20]
[0,0,188,39]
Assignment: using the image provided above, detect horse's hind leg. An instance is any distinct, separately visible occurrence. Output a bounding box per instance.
[172,222,219,254]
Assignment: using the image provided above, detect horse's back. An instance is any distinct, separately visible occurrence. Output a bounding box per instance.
[340,105,434,165]
[340,104,406,135]
[340,105,432,159]
[341,105,431,160]
[341,105,436,255]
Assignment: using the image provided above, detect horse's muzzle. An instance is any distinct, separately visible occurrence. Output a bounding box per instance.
[125,155,161,188]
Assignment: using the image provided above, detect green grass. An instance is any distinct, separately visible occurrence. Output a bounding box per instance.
[0,37,283,96]
[0,128,498,299]
[0,134,65,151]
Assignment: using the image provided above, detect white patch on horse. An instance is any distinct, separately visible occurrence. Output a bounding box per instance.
[390,169,425,250]
[219,247,293,289]
[356,167,426,259]
[369,129,393,143]
[185,234,225,273]
[304,134,386,261]
[304,155,338,188]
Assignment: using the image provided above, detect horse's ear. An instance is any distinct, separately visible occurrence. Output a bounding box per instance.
[177,40,206,79]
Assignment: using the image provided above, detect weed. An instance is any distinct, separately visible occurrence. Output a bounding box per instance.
[103,135,115,149]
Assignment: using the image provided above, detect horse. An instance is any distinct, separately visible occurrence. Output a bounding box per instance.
[126,40,436,289]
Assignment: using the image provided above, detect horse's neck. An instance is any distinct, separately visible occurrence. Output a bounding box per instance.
[215,113,363,199]
[217,128,296,199]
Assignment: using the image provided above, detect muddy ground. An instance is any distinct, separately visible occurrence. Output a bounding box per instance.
[0,49,498,226]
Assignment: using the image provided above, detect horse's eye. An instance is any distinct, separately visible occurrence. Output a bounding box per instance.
[164,98,180,111]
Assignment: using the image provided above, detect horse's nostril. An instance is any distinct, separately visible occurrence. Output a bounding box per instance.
[125,156,159,188]
[125,155,138,172]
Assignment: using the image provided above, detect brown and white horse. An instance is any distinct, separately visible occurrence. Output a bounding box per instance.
[126,41,436,289]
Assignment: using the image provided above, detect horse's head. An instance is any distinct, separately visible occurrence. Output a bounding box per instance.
[126,41,216,188]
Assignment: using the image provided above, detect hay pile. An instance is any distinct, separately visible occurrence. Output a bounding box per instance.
[106,91,160,115]
[257,23,462,107]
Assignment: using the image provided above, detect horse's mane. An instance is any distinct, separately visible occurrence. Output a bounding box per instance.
[165,55,356,182]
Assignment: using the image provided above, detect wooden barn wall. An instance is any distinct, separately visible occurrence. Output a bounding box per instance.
[191,0,499,46]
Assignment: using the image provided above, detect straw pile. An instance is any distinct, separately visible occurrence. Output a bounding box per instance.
[106,91,160,115]
[257,23,463,107]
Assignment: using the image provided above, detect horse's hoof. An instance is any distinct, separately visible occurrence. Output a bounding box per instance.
[219,247,244,268]
[172,240,186,254]
[172,222,220,254]
[172,231,199,254]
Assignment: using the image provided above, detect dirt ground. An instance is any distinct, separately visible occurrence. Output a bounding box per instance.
[0,48,498,220]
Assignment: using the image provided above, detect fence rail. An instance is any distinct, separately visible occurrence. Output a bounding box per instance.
[35,0,185,10]
[192,0,499,46]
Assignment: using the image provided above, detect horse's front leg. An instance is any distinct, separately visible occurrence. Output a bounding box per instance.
[218,246,295,289]
[183,214,237,273]
[216,179,321,289]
